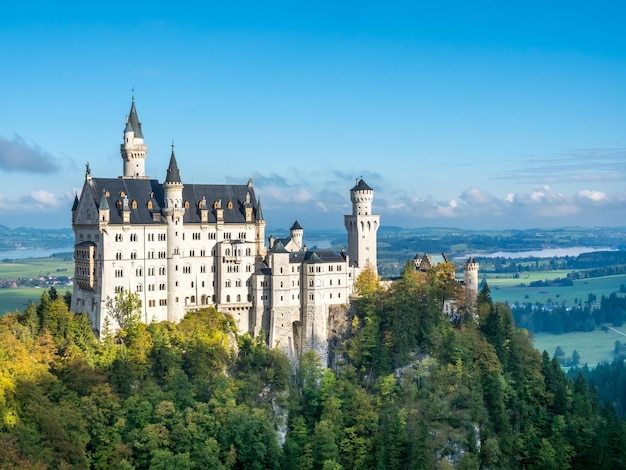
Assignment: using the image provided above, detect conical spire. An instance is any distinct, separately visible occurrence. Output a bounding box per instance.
[127,94,144,138]
[256,198,264,221]
[71,193,79,211]
[290,220,303,230]
[99,190,109,210]
[165,143,182,183]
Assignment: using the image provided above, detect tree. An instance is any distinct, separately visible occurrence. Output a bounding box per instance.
[354,266,382,297]
[105,291,142,342]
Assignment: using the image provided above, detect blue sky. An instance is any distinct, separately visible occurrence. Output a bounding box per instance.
[1,1,625,232]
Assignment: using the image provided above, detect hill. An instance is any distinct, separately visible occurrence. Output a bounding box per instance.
[0,265,624,468]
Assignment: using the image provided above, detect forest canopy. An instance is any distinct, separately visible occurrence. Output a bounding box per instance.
[0,270,624,469]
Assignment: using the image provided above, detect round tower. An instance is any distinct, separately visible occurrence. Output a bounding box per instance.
[350,178,374,216]
[290,220,304,250]
[462,257,480,294]
[120,95,147,178]
[162,144,185,322]
[344,178,380,275]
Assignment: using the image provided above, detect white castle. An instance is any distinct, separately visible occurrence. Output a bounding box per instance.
[71,98,379,362]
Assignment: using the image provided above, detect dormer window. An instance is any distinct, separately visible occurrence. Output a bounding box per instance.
[120,191,126,197]
[147,200,153,209]
[227,201,233,209]
[131,200,137,209]
[184,200,190,209]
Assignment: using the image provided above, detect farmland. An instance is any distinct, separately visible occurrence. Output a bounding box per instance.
[0,257,73,279]
[485,271,626,306]
[0,256,73,315]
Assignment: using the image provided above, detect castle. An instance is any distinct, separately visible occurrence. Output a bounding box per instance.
[71,97,379,362]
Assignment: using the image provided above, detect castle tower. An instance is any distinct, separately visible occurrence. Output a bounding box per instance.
[462,257,480,295]
[290,220,303,250]
[162,144,185,322]
[344,178,380,275]
[120,95,147,178]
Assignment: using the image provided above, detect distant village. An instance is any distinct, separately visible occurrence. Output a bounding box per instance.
[0,273,72,290]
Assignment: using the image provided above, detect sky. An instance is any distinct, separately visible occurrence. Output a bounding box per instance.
[1,1,626,232]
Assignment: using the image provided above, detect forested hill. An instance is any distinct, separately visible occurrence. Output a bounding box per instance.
[1,268,625,469]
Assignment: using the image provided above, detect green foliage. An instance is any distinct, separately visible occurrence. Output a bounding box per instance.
[104,291,142,342]
[0,284,624,469]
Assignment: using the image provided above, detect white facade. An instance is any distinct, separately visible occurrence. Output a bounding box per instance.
[344,179,380,276]
[71,98,379,363]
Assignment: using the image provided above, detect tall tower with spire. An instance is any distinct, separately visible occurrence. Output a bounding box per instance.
[121,95,147,178]
[162,144,185,322]
[344,178,380,275]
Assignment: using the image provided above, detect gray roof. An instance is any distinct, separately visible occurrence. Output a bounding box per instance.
[291,250,345,264]
[351,178,373,191]
[290,220,303,230]
[87,177,262,225]
[165,147,182,184]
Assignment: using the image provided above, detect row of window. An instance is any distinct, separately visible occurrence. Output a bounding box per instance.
[116,264,221,277]
[308,292,342,300]
[116,231,248,243]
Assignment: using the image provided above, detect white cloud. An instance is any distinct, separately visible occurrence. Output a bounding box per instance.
[576,190,606,202]
[29,190,61,208]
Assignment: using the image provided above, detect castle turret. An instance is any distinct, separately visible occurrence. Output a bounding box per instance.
[290,220,304,250]
[120,95,147,178]
[162,144,185,322]
[462,257,480,295]
[98,190,110,226]
[344,178,380,275]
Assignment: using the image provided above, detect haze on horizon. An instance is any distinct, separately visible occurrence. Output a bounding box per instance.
[1,2,625,232]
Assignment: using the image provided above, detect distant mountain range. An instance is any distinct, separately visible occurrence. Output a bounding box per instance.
[1,224,625,255]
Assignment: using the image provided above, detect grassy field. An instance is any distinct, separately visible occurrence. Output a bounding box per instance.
[0,257,73,279]
[533,329,624,368]
[486,272,626,306]
[0,257,74,315]
[0,287,71,315]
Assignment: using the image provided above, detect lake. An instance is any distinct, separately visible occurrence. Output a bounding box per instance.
[469,247,617,259]
[0,248,74,260]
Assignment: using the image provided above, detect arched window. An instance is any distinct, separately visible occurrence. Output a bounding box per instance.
[132,200,137,209]
[147,200,153,209]
[226,295,231,303]
[227,201,233,209]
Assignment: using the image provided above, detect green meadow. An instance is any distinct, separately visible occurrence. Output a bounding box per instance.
[486,271,626,306]
[0,287,73,315]
[533,329,625,368]
[0,257,73,279]
[0,257,73,315]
